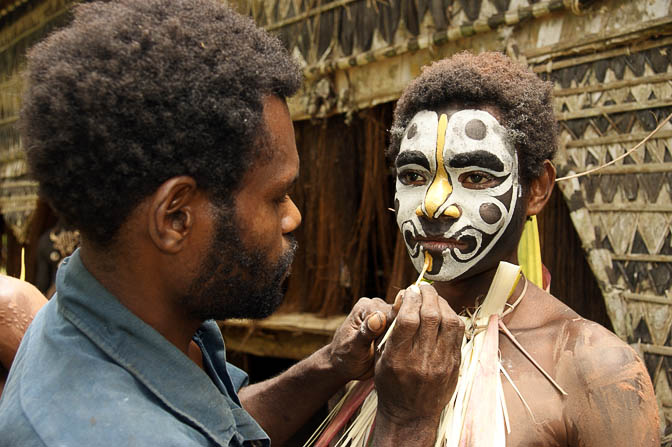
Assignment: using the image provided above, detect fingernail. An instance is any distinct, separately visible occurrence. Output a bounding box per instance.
[393,291,403,310]
[409,284,420,294]
[367,312,384,332]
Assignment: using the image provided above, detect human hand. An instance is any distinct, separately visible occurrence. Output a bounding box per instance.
[374,284,464,425]
[326,297,394,381]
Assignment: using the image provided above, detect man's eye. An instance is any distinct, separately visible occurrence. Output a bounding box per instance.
[468,174,487,183]
[398,171,426,186]
[460,172,497,189]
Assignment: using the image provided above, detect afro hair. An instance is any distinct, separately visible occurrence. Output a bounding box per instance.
[21,0,301,247]
[389,51,557,184]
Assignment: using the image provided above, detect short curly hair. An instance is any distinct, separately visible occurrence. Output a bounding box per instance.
[389,52,557,184]
[21,0,301,247]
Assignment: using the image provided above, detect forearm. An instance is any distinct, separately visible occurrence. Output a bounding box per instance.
[238,344,347,445]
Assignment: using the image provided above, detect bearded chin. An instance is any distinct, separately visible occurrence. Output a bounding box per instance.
[183,215,297,322]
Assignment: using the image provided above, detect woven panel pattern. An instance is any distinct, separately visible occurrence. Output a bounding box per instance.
[539,42,672,429]
[235,0,593,67]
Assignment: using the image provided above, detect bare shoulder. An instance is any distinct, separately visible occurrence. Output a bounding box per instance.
[552,310,646,390]
[0,275,46,315]
[0,276,46,369]
[540,295,660,446]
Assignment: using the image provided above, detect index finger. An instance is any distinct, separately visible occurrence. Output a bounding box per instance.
[386,285,423,350]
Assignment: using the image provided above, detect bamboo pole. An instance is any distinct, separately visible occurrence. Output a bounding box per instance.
[586,204,672,213]
[558,98,672,122]
[0,0,75,54]
[611,254,672,263]
[555,73,672,97]
[0,0,30,18]
[525,15,672,63]
[534,33,672,74]
[640,344,672,357]
[582,163,672,175]
[564,131,672,148]
[265,0,359,31]
[0,116,18,128]
[624,292,672,305]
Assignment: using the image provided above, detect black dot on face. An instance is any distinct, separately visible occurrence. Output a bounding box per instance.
[406,123,417,139]
[479,202,502,225]
[465,119,487,140]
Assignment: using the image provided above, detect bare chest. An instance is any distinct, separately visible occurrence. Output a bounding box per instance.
[496,330,571,447]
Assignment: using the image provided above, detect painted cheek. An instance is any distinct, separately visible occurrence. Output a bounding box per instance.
[479,202,502,224]
[394,188,423,227]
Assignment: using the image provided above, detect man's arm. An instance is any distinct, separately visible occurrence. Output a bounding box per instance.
[564,321,660,446]
[239,285,464,446]
[238,297,392,445]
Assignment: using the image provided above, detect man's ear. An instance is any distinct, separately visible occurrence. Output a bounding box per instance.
[148,176,198,253]
[525,160,556,216]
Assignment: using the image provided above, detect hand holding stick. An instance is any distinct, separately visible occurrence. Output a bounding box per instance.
[376,252,433,351]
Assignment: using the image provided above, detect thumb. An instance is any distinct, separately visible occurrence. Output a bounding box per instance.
[359,311,387,341]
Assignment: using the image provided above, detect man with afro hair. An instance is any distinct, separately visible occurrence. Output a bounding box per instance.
[388,51,659,445]
[0,0,465,445]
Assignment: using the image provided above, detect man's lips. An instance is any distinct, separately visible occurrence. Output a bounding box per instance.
[414,236,469,252]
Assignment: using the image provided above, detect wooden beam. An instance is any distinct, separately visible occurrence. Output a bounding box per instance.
[220,313,347,360]
[624,292,672,305]
[558,98,672,122]
[591,163,672,175]
[611,254,672,263]
[564,130,672,148]
[555,73,672,97]
[525,16,672,62]
[640,343,672,357]
[587,204,672,213]
[223,313,347,336]
[220,325,333,360]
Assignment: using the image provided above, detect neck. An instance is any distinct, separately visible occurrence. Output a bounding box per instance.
[432,268,497,314]
[431,253,523,314]
[79,243,201,357]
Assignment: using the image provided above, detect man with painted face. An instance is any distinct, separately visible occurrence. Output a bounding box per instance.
[389,52,660,446]
[0,1,464,445]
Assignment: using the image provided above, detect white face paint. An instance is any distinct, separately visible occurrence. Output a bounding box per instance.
[394,109,520,281]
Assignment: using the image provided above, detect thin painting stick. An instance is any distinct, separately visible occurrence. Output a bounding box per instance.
[377,252,433,351]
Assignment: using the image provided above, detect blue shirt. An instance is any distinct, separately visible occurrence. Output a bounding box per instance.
[0,250,269,446]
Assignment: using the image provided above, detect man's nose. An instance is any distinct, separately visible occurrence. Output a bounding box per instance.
[415,173,461,220]
[281,197,302,234]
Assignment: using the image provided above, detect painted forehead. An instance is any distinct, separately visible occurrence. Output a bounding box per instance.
[398,109,515,170]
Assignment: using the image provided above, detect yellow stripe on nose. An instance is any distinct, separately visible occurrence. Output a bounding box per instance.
[422,113,452,218]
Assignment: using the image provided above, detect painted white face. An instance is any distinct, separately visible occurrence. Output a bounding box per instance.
[394,109,520,281]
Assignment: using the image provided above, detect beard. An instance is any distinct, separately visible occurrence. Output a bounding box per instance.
[182,208,297,321]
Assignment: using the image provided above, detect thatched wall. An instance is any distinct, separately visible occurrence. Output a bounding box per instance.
[0,0,72,251]
[541,40,672,431]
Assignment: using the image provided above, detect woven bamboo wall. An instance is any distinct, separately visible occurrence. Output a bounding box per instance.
[529,40,672,430]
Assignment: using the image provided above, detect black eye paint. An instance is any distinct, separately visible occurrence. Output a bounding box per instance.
[396,151,431,171]
[449,150,504,172]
